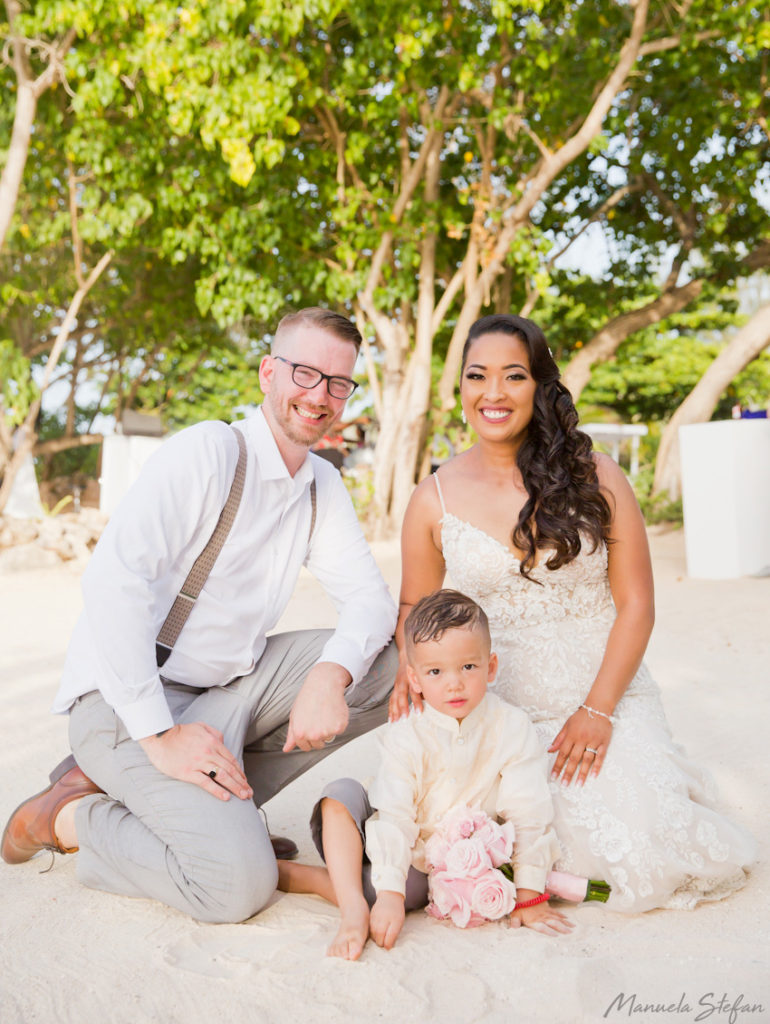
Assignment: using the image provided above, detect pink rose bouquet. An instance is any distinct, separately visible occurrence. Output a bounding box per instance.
[425,806,610,929]
[424,807,516,927]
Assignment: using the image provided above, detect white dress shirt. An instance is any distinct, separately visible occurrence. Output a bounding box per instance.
[53,409,397,740]
[365,692,560,896]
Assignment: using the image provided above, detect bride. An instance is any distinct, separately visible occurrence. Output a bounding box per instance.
[392,313,755,912]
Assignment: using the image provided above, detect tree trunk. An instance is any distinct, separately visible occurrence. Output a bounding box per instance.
[0,73,37,252]
[65,337,84,436]
[369,324,411,535]
[0,251,112,513]
[389,138,441,525]
[653,302,770,500]
[0,3,75,251]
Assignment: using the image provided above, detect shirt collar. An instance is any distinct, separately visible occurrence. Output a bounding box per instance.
[420,694,489,735]
[241,408,314,490]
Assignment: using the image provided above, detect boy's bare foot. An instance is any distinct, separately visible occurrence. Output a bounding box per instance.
[327,895,370,961]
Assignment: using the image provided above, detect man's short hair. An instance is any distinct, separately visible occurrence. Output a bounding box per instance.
[404,589,490,650]
[273,307,362,352]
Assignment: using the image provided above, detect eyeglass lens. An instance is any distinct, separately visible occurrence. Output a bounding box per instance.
[292,363,355,399]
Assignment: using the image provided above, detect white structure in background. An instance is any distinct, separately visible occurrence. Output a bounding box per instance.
[99,411,165,519]
[582,422,648,478]
[4,427,44,518]
[679,419,770,580]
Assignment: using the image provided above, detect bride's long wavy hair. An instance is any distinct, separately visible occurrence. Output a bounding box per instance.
[460,314,612,580]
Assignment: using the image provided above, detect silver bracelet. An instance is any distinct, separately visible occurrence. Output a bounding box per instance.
[579,703,616,726]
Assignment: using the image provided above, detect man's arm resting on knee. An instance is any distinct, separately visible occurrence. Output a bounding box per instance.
[283,662,352,753]
[139,723,253,801]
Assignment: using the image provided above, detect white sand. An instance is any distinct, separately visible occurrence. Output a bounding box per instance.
[0,530,768,1024]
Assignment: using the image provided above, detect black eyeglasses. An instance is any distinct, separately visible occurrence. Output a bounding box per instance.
[273,356,358,400]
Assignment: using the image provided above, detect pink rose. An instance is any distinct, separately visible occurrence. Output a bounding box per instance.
[440,806,489,845]
[444,835,492,878]
[427,871,484,928]
[474,819,515,867]
[470,869,517,921]
[424,831,451,871]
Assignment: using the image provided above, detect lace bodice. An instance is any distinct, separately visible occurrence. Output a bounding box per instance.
[440,511,658,723]
[441,512,614,629]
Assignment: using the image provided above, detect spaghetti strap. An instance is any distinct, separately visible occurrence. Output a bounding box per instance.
[433,471,447,516]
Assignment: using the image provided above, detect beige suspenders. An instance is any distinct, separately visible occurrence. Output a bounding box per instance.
[155,426,317,668]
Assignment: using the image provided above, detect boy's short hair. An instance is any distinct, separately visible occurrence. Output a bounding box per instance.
[404,589,490,650]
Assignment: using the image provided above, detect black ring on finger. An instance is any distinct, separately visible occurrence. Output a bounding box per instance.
[208,769,217,779]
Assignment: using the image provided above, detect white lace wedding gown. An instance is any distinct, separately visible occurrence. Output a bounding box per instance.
[434,477,755,912]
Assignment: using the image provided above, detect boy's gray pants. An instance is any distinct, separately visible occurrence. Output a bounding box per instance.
[66,630,396,923]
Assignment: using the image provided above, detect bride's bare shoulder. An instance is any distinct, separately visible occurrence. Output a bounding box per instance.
[406,458,460,523]
[408,471,442,515]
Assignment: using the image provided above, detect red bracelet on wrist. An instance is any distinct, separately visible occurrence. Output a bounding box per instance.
[514,893,550,909]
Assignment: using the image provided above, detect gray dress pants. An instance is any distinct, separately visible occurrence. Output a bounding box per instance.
[68,630,397,923]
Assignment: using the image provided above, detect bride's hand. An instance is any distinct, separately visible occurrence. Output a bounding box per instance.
[388,666,423,722]
[549,711,612,786]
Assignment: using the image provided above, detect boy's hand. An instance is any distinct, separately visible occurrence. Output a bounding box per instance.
[369,891,406,949]
[510,894,574,936]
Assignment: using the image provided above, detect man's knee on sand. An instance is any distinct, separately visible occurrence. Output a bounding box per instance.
[76,791,279,924]
[185,840,280,924]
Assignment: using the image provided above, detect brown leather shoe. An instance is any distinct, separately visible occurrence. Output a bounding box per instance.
[1,765,103,864]
[270,834,299,860]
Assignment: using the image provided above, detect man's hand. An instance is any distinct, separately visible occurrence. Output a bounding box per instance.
[369,891,406,949]
[282,662,351,753]
[139,722,252,801]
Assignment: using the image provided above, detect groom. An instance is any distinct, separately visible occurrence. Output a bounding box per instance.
[2,307,398,922]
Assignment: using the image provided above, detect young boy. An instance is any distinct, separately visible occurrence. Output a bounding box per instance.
[277,589,572,959]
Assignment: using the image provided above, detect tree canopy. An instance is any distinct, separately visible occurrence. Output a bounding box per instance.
[2,0,768,523]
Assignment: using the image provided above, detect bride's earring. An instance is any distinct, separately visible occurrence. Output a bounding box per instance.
[461,409,467,424]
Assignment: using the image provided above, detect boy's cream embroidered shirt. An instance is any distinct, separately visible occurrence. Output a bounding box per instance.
[366,692,560,895]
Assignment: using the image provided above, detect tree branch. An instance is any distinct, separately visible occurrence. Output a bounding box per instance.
[638,29,720,57]
[33,433,103,456]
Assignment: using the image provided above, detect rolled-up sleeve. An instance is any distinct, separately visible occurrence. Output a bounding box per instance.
[304,463,397,687]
